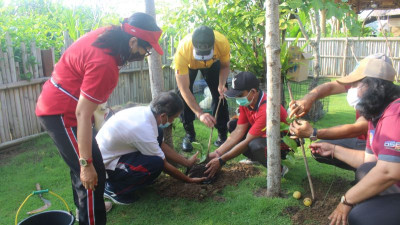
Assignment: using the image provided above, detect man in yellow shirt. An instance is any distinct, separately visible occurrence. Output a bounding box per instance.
[174,26,230,152]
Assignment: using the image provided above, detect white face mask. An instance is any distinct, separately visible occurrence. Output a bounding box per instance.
[347,87,360,109]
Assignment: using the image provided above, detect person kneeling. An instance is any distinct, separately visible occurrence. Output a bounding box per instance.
[205,72,289,178]
[310,57,400,225]
[96,92,206,205]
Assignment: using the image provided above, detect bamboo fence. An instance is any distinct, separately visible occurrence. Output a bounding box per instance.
[0,34,49,146]
[286,37,400,78]
[1,34,400,148]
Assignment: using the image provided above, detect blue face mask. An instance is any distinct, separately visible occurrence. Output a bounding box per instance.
[159,115,171,129]
[236,91,253,106]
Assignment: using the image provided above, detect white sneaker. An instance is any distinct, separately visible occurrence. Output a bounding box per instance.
[239,159,259,165]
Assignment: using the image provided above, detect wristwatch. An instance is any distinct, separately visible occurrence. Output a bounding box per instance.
[309,128,318,141]
[340,195,354,207]
[218,157,226,166]
[79,158,93,167]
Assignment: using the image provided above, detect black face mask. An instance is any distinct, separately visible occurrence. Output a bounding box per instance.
[127,52,145,62]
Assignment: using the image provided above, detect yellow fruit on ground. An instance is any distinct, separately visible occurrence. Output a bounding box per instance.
[303,197,312,207]
[293,191,301,199]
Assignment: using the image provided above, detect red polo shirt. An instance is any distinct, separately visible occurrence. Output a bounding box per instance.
[366,98,400,188]
[36,27,120,127]
[237,91,288,138]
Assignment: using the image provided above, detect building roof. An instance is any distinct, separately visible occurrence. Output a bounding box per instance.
[336,0,400,12]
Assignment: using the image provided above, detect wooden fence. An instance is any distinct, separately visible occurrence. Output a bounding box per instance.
[0,34,52,145]
[1,35,400,147]
[286,37,400,78]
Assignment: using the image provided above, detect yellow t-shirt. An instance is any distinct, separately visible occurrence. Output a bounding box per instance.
[173,30,230,75]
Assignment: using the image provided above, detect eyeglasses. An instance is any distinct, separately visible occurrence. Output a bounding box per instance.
[144,48,152,57]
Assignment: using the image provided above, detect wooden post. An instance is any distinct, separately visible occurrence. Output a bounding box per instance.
[265,0,281,197]
[30,42,40,79]
[342,38,348,77]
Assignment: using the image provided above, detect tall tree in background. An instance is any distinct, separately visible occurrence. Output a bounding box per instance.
[145,0,174,148]
[145,0,164,99]
[265,0,282,197]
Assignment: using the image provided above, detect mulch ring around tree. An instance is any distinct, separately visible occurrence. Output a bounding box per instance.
[153,163,261,201]
[282,177,352,225]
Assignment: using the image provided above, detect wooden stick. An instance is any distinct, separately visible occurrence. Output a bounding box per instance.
[287,81,316,200]
[206,98,223,159]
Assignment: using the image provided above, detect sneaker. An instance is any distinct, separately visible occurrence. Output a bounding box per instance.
[239,159,259,165]
[104,188,137,205]
[281,165,289,178]
[214,137,226,147]
[214,134,227,147]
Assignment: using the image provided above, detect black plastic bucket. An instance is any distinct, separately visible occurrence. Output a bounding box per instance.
[18,210,75,225]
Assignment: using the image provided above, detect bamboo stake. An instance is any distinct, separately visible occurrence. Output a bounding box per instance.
[287,81,315,200]
[206,98,222,160]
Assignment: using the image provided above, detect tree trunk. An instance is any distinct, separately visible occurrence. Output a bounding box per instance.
[320,9,327,37]
[145,0,164,99]
[145,0,174,148]
[265,0,281,197]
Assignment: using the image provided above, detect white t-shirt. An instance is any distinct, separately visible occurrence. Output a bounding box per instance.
[96,106,165,170]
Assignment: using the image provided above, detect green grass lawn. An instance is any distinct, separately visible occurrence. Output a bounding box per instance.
[0,81,357,225]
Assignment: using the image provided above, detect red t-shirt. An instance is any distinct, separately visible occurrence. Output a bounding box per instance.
[237,91,288,138]
[345,84,367,140]
[366,98,400,188]
[36,27,120,127]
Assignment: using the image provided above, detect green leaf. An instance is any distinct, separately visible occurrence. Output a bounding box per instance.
[191,142,207,162]
[282,152,296,167]
[282,136,298,151]
[280,122,289,131]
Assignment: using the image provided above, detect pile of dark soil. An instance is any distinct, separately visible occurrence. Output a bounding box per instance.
[282,177,352,225]
[154,163,261,201]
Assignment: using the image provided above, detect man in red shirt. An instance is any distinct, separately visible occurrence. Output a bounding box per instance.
[205,72,289,177]
[36,12,163,225]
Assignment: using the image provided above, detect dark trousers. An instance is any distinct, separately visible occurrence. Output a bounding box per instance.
[311,138,366,171]
[105,128,164,197]
[177,61,229,136]
[244,137,290,167]
[38,115,106,225]
[348,162,400,225]
[228,119,290,167]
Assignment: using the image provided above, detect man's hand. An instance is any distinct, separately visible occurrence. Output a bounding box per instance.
[187,151,200,167]
[80,164,98,190]
[188,177,208,183]
[208,151,219,160]
[328,203,352,225]
[289,120,314,138]
[199,113,216,128]
[309,142,336,157]
[289,98,314,118]
[205,158,221,178]
[218,85,227,99]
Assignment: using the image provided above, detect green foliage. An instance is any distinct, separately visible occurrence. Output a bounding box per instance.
[0,0,119,61]
[162,0,267,77]
[191,141,207,162]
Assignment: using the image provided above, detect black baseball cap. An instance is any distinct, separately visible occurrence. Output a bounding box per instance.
[192,26,215,61]
[225,72,260,98]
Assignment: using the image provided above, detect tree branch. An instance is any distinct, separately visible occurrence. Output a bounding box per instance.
[294,14,311,43]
